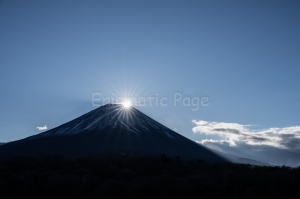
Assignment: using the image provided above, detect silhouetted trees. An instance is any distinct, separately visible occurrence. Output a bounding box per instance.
[0,154,299,198]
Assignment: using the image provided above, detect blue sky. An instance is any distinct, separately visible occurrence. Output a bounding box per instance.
[1,0,300,165]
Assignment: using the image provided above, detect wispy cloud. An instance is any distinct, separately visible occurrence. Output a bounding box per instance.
[36,125,47,130]
[192,120,300,151]
[192,120,300,166]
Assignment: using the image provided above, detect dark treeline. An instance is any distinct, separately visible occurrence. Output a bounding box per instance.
[0,154,299,199]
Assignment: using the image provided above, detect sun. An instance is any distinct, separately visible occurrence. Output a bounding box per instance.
[122,100,132,109]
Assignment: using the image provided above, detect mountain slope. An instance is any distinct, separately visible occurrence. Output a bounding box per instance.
[212,150,272,166]
[0,104,227,162]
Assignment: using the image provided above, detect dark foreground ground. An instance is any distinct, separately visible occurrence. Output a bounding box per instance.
[0,154,299,199]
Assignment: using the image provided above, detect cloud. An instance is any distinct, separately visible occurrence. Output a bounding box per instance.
[193,120,300,166]
[192,120,300,150]
[36,125,47,130]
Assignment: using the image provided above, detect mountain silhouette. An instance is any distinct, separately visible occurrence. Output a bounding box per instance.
[0,104,227,162]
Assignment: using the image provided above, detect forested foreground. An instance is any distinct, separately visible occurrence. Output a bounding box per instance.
[0,154,299,199]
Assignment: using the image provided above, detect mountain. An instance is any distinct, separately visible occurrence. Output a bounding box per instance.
[212,150,272,166]
[0,104,227,162]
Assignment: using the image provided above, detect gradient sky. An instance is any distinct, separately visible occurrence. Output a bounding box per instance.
[1,0,300,165]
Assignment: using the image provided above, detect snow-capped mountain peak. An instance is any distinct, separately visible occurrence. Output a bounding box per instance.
[31,104,174,139]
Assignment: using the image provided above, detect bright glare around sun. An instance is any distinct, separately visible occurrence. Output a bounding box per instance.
[122,100,131,109]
